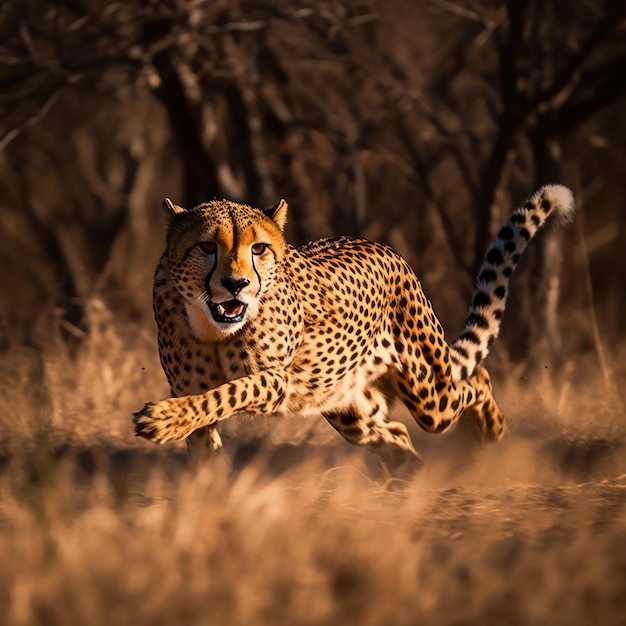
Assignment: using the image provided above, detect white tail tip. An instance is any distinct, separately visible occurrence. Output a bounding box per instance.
[534,184,576,224]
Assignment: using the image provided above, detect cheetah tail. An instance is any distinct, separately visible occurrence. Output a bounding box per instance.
[449,184,575,381]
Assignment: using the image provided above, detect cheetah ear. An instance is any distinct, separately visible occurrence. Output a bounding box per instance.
[161,198,186,228]
[262,199,288,231]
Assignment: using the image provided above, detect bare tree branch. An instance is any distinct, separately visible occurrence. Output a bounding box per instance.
[0,88,62,152]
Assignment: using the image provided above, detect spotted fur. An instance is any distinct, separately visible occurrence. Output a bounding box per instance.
[134,186,575,474]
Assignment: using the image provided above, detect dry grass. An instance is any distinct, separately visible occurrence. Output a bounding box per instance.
[1,301,626,626]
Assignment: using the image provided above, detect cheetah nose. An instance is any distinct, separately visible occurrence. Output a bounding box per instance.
[221,276,250,297]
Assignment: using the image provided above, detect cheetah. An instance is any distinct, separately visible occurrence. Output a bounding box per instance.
[134,185,575,474]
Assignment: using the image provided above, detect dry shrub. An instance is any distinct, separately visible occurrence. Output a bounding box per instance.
[0,301,625,625]
[0,299,169,451]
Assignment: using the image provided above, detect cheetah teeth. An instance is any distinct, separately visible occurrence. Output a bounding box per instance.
[208,299,247,323]
[217,303,245,317]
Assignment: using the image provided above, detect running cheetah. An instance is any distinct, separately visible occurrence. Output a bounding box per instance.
[134,186,575,474]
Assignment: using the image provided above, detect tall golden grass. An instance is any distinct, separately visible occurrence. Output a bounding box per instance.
[1,300,625,626]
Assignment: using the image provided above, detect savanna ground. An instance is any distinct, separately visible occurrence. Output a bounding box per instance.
[0,300,625,626]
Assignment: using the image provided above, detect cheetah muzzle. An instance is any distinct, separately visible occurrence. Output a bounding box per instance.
[134,189,575,477]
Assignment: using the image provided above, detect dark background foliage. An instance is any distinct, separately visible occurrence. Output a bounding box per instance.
[1,0,624,375]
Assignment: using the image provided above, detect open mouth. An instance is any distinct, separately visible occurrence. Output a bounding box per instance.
[208,299,248,324]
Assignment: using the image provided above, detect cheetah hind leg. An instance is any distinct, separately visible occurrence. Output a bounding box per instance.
[323,388,423,478]
[460,367,507,442]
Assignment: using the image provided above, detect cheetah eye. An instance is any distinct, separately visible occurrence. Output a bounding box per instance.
[251,243,269,255]
[198,241,217,256]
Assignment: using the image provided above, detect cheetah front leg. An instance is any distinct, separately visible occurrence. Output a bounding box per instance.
[133,370,288,444]
[185,426,224,464]
[323,387,423,477]
[167,389,224,461]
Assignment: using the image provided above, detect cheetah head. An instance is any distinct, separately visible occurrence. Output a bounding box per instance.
[161,198,288,341]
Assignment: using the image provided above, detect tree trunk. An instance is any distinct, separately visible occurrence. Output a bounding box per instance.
[142,18,222,207]
[473,111,523,276]
[513,119,565,371]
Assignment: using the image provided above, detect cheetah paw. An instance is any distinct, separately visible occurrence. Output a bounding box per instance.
[133,399,196,444]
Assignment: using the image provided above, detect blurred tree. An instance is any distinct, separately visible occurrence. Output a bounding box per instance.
[0,0,625,374]
[386,0,626,366]
[488,0,626,366]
